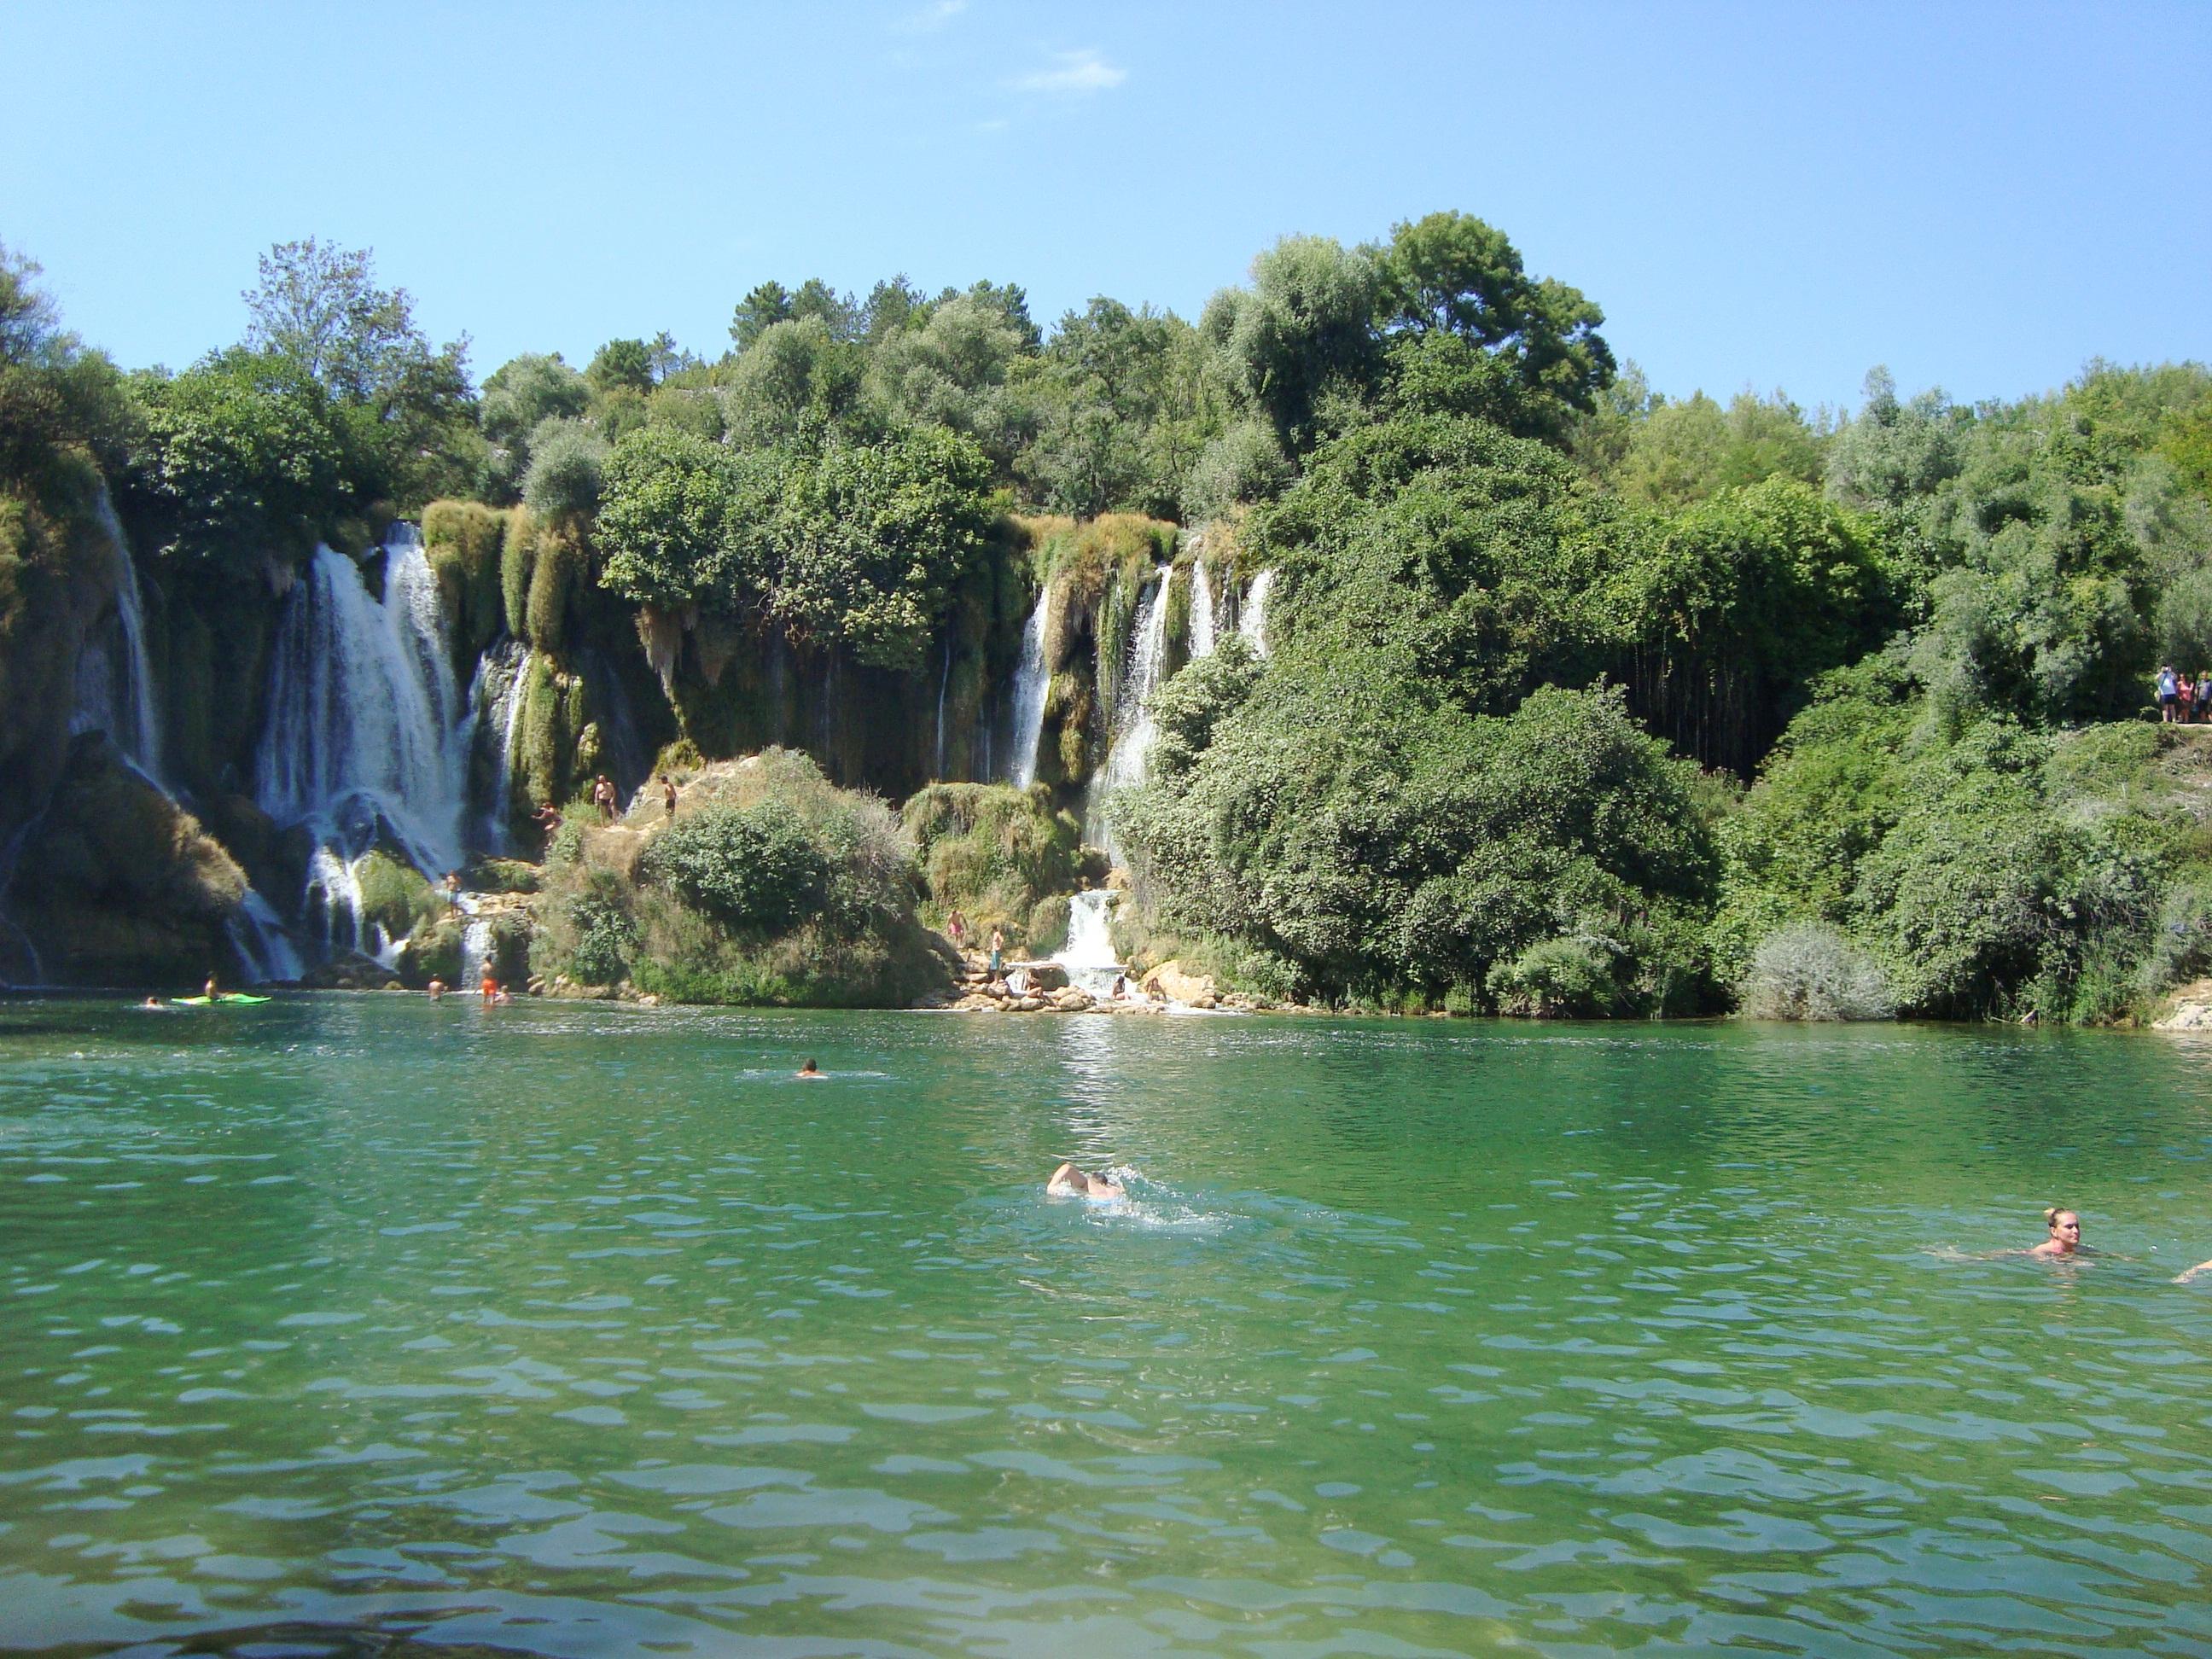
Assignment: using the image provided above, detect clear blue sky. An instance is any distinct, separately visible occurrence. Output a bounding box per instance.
[4,0,2205,413]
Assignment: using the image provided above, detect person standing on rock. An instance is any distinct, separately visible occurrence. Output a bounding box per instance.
[594,777,618,823]
[946,910,968,949]
[661,774,678,818]
[988,927,1004,977]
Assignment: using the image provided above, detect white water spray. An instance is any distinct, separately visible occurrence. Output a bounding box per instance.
[1006,585,1051,789]
[1053,888,1126,998]
[255,528,474,963]
[70,491,163,780]
[469,639,533,853]
[459,917,493,987]
[1239,568,1276,656]
[1189,562,1218,661]
[1085,566,1172,855]
[257,533,471,878]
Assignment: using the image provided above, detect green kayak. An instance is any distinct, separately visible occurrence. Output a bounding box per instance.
[172,993,273,1006]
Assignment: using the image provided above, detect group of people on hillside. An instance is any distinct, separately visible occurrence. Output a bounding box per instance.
[534,774,682,842]
[2153,665,2212,723]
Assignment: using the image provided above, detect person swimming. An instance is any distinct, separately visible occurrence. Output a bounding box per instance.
[796,1058,824,1080]
[1047,1161,1124,1200]
[426,977,447,1000]
[2029,1206,2083,1258]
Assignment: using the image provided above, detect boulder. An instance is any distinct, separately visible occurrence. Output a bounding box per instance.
[1008,960,1068,992]
[1051,987,1095,1012]
[1140,959,1217,1006]
[2154,979,2212,1030]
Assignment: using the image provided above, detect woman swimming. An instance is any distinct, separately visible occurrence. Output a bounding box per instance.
[2029,1207,2083,1258]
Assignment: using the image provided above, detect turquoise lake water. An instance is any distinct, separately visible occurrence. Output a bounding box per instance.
[2,996,2210,1656]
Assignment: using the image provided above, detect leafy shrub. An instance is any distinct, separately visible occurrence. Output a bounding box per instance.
[1487,936,1620,1018]
[566,887,636,986]
[1738,923,1895,1021]
[900,781,1081,944]
[521,418,609,519]
[640,800,829,931]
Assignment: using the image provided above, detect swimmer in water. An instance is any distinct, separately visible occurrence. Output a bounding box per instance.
[142,996,162,1009]
[426,977,447,1000]
[1047,1161,1124,1200]
[2029,1206,2083,1259]
[2175,1256,2212,1284]
[796,1058,824,1080]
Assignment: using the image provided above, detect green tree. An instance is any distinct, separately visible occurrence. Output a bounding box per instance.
[0,242,134,505]
[1371,211,1615,442]
[127,350,359,564]
[730,280,794,352]
[597,426,778,611]
[770,425,994,670]
[587,338,655,399]
[1200,235,1381,453]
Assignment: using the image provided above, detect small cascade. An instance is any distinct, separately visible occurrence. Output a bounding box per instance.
[469,640,533,852]
[1053,888,1126,998]
[1085,566,1173,854]
[256,527,474,961]
[934,640,952,780]
[458,917,493,987]
[584,647,647,795]
[1006,585,1051,788]
[1189,562,1218,661]
[70,491,163,780]
[1240,568,1277,656]
[227,889,305,984]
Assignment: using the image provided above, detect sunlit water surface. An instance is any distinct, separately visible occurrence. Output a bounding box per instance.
[2,997,2210,1656]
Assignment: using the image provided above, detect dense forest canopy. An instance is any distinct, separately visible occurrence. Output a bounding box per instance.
[4,215,2210,1021]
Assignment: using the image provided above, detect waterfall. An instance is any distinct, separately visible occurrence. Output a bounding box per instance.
[934,640,952,781]
[1006,585,1051,788]
[227,889,304,984]
[1052,888,1125,998]
[1239,568,1276,656]
[1190,562,1218,661]
[257,533,471,879]
[583,647,646,795]
[469,640,533,853]
[70,491,163,781]
[459,917,493,987]
[1085,566,1172,854]
[255,528,474,962]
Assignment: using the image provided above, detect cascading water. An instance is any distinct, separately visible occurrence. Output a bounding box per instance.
[256,527,474,962]
[1240,568,1277,656]
[1189,562,1218,661]
[227,889,305,984]
[69,491,163,781]
[1085,566,1172,856]
[1006,586,1051,789]
[458,917,493,987]
[55,492,308,981]
[1053,888,1126,998]
[469,640,533,853]
[934,641,952,781]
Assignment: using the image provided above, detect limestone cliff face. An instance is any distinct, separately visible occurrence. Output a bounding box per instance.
[0,483,123,853]
[10,733,248,986]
